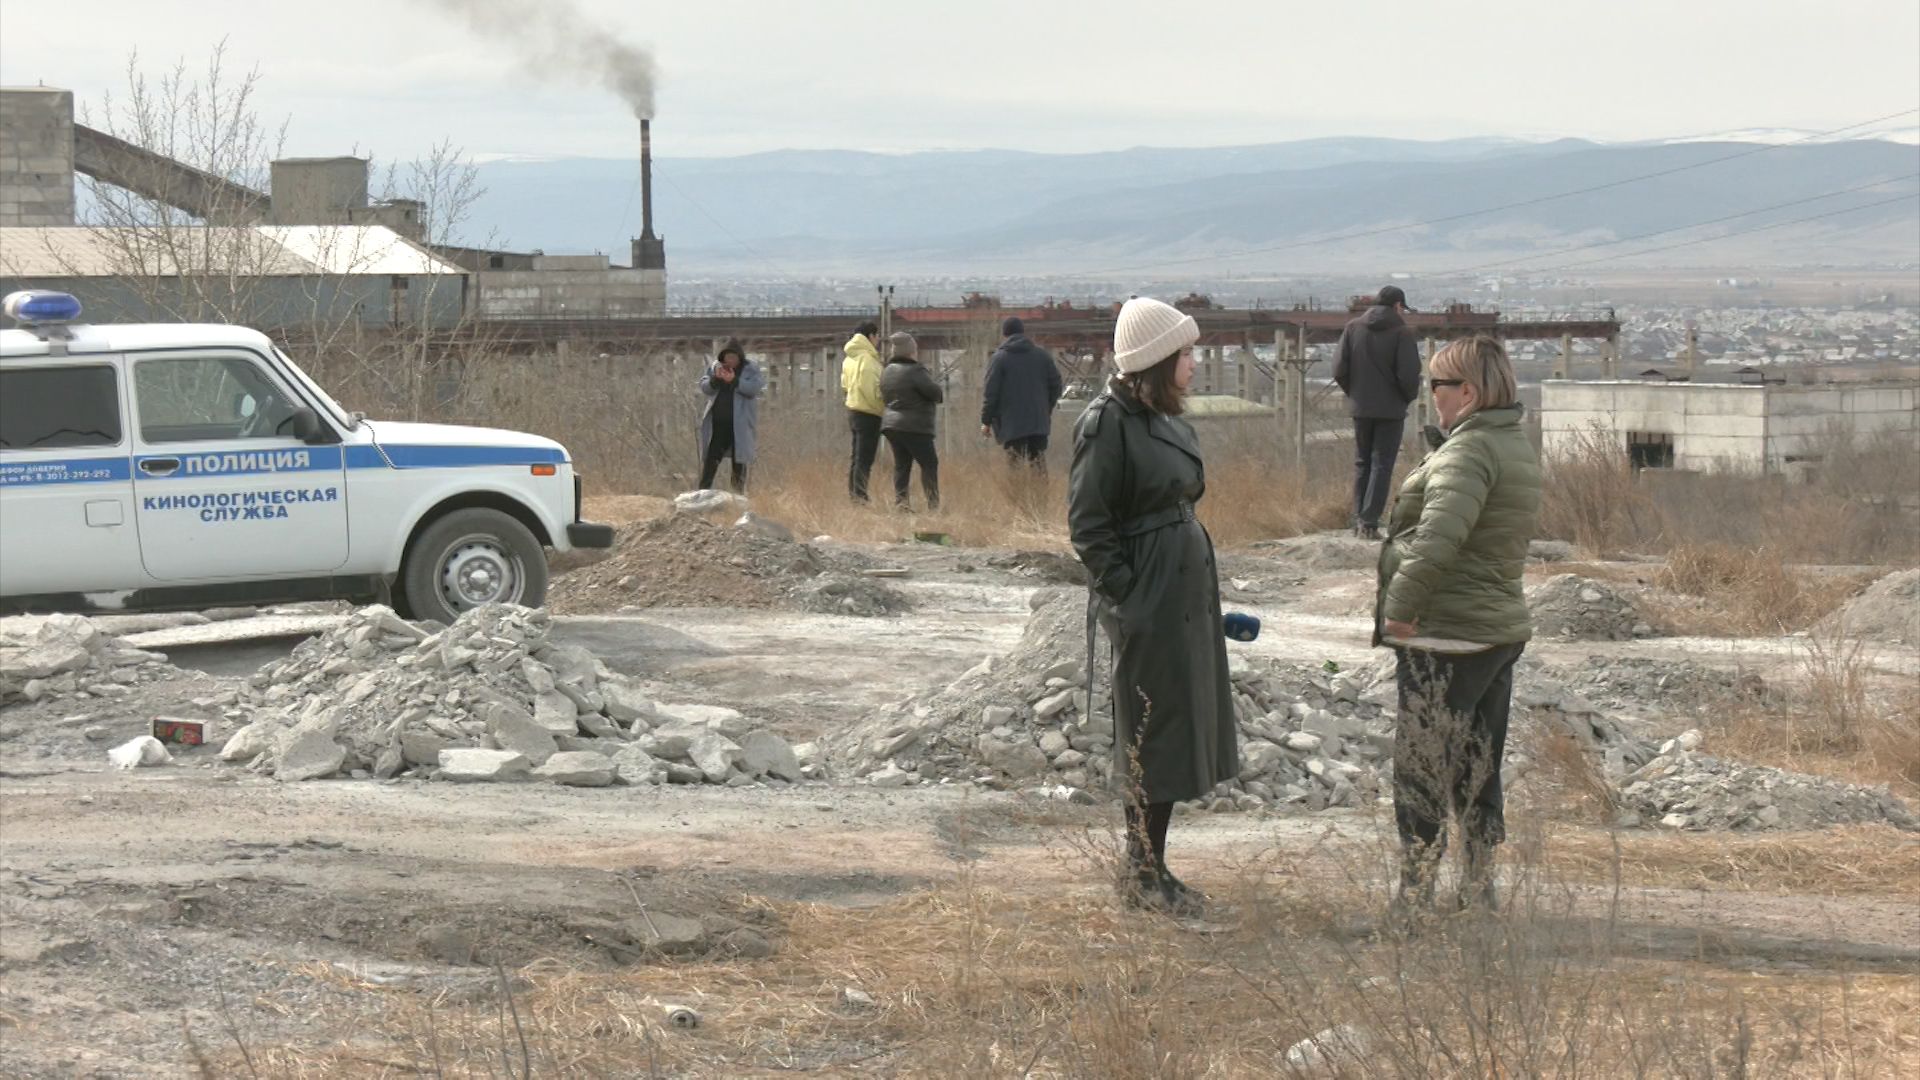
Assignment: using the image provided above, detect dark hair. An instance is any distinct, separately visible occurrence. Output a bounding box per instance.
[1123,350,1188,416]
[855,320,880,338]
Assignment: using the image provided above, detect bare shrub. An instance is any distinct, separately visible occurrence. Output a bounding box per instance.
[1538,423,1654,557]
[1656,542,1863,634]
[1691,623,1920,792]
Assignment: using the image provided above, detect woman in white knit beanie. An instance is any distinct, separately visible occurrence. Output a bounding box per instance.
[1066,297,1238,918]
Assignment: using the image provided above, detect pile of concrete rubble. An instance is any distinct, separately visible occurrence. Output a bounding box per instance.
[219,604,810,787]
[1526,574,1657,641]
[833,590,1630,813]
[0,614,176,707]
[832,588,1920,832]
[1615,730,1918,831]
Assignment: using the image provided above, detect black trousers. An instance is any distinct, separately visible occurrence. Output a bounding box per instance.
[699,430,748,492]
[1003,433,1049,471]
[1352,417,1405,528]
[883,430,940,509]
[1392,642,1524,854]
[847,410,882,501]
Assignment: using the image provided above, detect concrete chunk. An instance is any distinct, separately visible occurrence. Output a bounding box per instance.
[483,701,558,765]
[438,748,531,782]
[687,731,744,783]
[532,691,579,736]
[533,751,617,787]
[739,731,802,782]
[610,745,666,785]
[275,728,346,782]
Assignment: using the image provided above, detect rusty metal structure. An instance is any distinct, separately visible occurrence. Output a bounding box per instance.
[462,297,1619,355]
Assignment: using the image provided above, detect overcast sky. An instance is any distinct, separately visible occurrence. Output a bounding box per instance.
[4,1,1916,161]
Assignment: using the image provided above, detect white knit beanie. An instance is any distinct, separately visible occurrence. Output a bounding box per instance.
[1113,297,1199,374]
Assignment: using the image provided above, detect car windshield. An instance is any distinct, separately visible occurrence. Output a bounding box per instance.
[273,347,355,428]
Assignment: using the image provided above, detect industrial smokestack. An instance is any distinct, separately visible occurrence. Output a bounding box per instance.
[632,118,666,271]
[640,118,655,240]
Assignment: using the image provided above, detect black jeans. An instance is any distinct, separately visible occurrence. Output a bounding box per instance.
[1352,417,1405,528]
[883,430,940,509]
[699,430,748,492]
[847,410,883,501]
[1003,433,1049,471]
[1391,642,1524,855]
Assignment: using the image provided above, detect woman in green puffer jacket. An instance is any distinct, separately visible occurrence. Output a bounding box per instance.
[1373,335,1540,919]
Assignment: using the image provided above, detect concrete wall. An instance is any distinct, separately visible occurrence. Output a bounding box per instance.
[1540,381,1769,471]
[475,267,666,319]
[1541,379,1920,475]
[0,88,76,226]
[0,272,467,330]
[1764,383,1920,472]
[268,158,370,225]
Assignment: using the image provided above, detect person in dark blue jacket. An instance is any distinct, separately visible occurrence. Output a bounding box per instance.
[980,317,1064,470]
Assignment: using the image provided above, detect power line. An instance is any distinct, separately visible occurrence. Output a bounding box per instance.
[1069,107,1920,277]
[1442,173,1919,275]
[654,163,795,282]
[1519,193,1917,273]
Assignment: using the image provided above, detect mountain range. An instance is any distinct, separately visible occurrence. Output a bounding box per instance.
[458,135,1920,277]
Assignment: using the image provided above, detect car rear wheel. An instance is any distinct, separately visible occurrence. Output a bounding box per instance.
[400,508,549,624]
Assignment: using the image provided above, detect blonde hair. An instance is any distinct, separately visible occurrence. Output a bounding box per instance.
[1432,336,1517,412]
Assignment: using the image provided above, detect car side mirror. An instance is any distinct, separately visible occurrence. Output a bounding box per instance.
[290,407,328,445]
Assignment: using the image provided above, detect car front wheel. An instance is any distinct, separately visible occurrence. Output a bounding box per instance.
[401,507,549,624]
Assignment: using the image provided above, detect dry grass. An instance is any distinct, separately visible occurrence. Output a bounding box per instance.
[1696,634,1920,793]
[1542,824,1920,895]
[1538,425,1920,568]
[212,819,1920,1078]
[630,424,1354,553]
[1538,424,1658,557]
[1653,542,1866,634]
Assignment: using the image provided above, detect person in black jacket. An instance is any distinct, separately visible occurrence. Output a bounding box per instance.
[981,316,1064,470]
[1068,297,1236,918]
[879,332,943,510]
[1333,286,1423,539]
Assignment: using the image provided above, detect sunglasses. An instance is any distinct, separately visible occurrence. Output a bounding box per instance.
[1429,377,1466,393]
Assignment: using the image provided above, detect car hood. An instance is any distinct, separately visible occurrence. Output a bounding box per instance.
[362,420,569,463]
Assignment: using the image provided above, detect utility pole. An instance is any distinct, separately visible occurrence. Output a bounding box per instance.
[877,284,895,344]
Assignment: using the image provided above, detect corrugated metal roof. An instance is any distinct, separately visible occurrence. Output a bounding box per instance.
[0,226,463,278]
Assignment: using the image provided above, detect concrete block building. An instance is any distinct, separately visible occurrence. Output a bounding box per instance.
[0,87,76,226]
[1540,380,1919,476]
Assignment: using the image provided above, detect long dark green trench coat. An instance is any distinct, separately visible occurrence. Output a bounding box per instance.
[1067,378,1237,805]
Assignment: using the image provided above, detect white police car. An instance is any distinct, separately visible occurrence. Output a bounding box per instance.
[0,291,614,622]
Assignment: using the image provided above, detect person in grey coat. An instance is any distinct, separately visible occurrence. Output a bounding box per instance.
[879,331,943,510]
[1068,297,1236,918]
[1333,285,1422,538]
[981,316,1064,470]
[697,339,763,492]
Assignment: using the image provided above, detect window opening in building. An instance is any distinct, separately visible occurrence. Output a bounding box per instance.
[0,366,122,449]
[1626,430,1674,469]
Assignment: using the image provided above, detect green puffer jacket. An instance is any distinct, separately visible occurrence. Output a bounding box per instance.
[1375,404,1541,645]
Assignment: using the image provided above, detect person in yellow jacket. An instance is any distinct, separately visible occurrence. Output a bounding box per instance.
[842,320,885,501]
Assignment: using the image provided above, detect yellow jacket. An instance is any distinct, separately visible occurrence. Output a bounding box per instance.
[841,333,884,415]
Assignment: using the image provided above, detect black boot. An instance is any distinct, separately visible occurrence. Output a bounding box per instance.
[1156,859,1206,918]
[1387,847,1438,931]
[1119,854,1167,911]
[1457,841,1498,913]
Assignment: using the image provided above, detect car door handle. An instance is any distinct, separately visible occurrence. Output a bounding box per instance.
[139,458,180,476]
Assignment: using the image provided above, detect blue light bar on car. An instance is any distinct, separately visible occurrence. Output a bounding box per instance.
[2,290,84,326]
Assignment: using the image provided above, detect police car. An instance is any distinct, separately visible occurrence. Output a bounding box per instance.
[0,291,614,622]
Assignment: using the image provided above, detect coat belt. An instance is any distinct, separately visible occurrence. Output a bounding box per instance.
[1116,500,1196,538]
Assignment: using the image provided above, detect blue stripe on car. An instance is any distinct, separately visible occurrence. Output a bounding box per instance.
[2,444,564,485]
